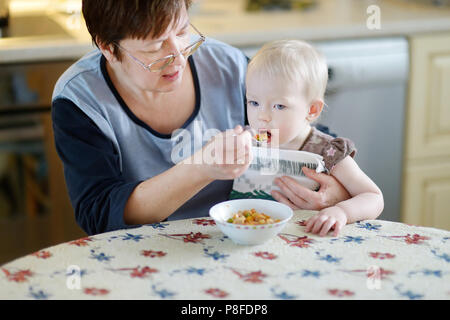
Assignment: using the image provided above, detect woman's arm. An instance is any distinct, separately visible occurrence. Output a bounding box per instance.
[53,99,253,233]
[123,161,212,225]
[53,98,141,235]
[124,125,253,224]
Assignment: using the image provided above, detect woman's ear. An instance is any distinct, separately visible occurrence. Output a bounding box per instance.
[97,40,118,63]
[307,99,324,122]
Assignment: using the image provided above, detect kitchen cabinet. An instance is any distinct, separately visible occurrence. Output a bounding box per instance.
[402,32,450,230]
[0,60,85,265]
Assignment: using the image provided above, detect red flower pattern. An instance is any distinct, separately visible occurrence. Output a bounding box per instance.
[367,268,394,280]
[278,233,313,248]
[31,250,52,259]
[124,266,158,278]
[84,287,109,296]
[231,269,267,283]
[296,220,307,227]
[193,219,216,226]
[254,251,277,260]
[328,289,354,297]
[68,237,93,247]
[404,234,430,244]
[205,288,228,298]
[369,252,396,260]
[165,232,211,243]
[2,268,33,282]
[141,250,167,258]
[347,268,394,280]
[386,234,430,245]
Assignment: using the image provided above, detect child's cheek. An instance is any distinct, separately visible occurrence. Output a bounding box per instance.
[277,126,290,144]
[271,128,283,146]
[248,108,259,125]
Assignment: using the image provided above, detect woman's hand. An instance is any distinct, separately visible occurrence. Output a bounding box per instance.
[271,167,351,210]
[305,206,348,237]
[190,125,253,181]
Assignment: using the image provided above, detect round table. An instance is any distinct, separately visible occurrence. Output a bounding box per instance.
[1,210,449,300]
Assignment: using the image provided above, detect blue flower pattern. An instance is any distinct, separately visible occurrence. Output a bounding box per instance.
[315,251,342,264]
[394,285,424,300]
[431,249,450,263]
[89,249,114,262]
[356,222,382,231]
[203,247,229,261]
[408,269,445,278]
[286,270,323,279]
[151,283,176,299]
[271,286,297,300]
[28,286,51,300]
[148,222,170,230]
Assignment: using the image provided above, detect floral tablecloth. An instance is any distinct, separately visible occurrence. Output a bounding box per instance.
[1,210,449,300]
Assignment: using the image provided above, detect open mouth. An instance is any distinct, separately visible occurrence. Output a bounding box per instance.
[255,129,272,143]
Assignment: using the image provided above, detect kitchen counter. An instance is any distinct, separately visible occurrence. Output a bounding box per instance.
[1,0,450,63]
[194,0,450,46]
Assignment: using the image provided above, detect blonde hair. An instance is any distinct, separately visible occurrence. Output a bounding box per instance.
[247,40,328,104]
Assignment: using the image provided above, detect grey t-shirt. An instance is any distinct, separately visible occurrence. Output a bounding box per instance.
[52,37,248,234]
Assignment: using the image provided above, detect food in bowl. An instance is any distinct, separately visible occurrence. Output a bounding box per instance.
[209,199,293,245]
[227,209,281,225]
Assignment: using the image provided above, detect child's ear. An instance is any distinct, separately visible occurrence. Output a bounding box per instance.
[307,100,324,122]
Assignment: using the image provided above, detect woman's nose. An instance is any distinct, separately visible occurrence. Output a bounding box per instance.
[166,36,187,65]
[166,35,182,55]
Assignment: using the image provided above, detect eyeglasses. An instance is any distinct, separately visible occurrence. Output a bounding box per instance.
[114,23,205,72]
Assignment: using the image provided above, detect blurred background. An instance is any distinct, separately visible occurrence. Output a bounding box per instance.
[0,0,449,265]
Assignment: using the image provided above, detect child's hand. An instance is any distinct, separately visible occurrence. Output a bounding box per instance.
[305,206,347,237]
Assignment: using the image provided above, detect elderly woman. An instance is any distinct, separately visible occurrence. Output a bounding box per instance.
[52,0,350,235]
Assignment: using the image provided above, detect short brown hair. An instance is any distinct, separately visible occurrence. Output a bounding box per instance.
[82,0,192,60]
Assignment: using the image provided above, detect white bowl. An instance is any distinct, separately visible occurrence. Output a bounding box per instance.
[209,199,293,245]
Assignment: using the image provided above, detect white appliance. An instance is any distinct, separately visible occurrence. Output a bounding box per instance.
[243,37,409,222]
[315,37,408,222]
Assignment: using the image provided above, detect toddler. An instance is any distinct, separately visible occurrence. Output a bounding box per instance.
[232,40,384,236]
